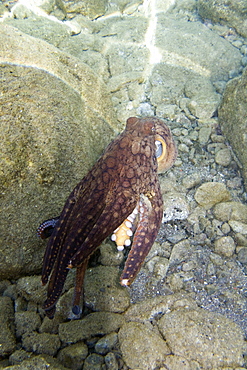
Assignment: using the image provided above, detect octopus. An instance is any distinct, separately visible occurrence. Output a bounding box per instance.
[38,116,177,318]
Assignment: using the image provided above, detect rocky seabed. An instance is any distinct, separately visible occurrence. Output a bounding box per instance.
[0,0,247,369]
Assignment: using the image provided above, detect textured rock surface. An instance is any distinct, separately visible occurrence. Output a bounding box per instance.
[58,312,125,344]
[84,266,130,313]
[0,24,115,279]
[218,67,247,190]
[158,306,245,369]
[194,182,231,209]
[0,297,16,357]
[118,321,170,369]
[198,0,247,37]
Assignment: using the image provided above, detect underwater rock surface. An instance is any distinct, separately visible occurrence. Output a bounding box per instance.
[1,1,247,369]
[219,66,247,191]
[0,24,116,279]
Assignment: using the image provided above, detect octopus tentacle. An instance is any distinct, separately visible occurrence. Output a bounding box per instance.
[37,217,60,239]
[120,189,163,286]
[39,116,177,318]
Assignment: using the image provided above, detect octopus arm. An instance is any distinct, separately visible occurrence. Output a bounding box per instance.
[68,187,138,268]
[42,186,138,314]
[120,180,163,286]
[41,172,105,285]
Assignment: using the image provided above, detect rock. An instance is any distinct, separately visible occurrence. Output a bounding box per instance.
[57,342,88,369]
[99,243,124,267]
[229,220,247,235]
[198,126,212,145]
[162,192,190,222]
[104,352,119,370]
[145,256,169,280]
[237,247,247,264]
[118,321,170,369]
[215,148,232,166]
[95,332,118,355]
[194,182,231,209]
[169,239,194,265]
[22,332,61,356]
[187,94,220,120]
[84,266,130,313]
[6,354,68,370]
[63,0,108,19]
[16,276,46,304]
[0,297,16,357]
[182,173,202,189]
[218,67,247,190]
[124,293,198,323]
[59,312,125,344]
[4,15,71,47]
[155,16,241,83]
[15,311,41,337]
[163,354,200,370]
[9,349,32,366]
[214,236,236,257]
[197,0,247,38]
[235,233,247,247]
[158,307,245,369]
[83,353,104,370]
[213,201,247,223]
[0,24,115,279]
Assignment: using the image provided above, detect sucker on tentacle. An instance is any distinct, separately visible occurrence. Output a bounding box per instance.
[38,116,177,318]
[111,207,138,251]
[37,217,60,239]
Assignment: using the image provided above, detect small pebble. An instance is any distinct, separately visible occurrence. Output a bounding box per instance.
[57,342,88,369]
[95,332,118,355]
[235,233,247,247]
[231,40,243,48]
[178,143,189,153]
[214,236,236,257]
[221,222,231,234]
[240,44,247,55]
[194,182,231,209]
[104,352,119,370]
[241,56,247,67]
[198,127,211,144]
[215,148,232,166]
[211,133,225,143]
[237,248,247,264]
[229,220,247,235]
[83,353,104,370]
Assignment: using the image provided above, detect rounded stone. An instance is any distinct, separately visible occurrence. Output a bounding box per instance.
[84,266,130,313]
[83,353,104,370]
[118,322,170,369]
[194,182,231,209]
[158,307,245,369]
[95,332,118,355]
[57,342,88,369]
[214,236,236,257]
[215,148,232,166]
[237,248,247,264]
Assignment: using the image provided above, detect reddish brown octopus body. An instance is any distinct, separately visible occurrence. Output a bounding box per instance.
[40,116,177,318]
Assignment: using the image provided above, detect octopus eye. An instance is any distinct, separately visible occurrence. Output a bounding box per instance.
[155,139,164,159]
[155,135,170,173]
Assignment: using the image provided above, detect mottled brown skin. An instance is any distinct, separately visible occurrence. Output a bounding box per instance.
[41,117,177,318]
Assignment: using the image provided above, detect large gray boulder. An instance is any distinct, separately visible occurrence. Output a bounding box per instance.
[197,0,247,37]
[0,24,116,279]
[218,67,247,190]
